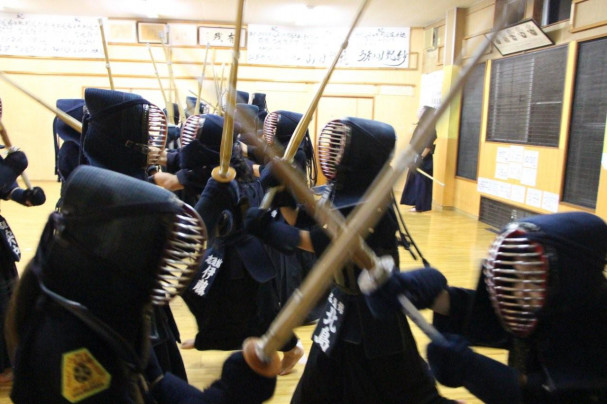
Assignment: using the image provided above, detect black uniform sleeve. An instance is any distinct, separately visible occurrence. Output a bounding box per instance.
[309,225,331,257]
[432,286,475,335]
[165,149,180,173]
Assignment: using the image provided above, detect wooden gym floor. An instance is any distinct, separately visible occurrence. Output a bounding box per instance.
[0,180,505,403]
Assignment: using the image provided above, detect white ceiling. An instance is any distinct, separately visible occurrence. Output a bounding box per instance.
[3,0,480,28]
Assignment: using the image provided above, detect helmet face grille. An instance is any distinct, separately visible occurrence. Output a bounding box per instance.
[152,203,207,305]
[483,224,548,337]
[146,104,168,165]
[317,120,349,181]
[263,112,280,145]
[181,115,205,147]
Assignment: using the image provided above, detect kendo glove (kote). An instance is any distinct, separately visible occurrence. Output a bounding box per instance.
[259,162,297,208]
[11,186,46,206]
[259,162,282,189]
[0,150,27,191]
[194,178,239,234]
[245,207,301,254]
[219,351,277,404]
[427,333,522,404]
[359,267,447,318]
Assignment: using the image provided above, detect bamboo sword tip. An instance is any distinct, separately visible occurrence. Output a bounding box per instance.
[211,166,236,183]
[242,337,282,378]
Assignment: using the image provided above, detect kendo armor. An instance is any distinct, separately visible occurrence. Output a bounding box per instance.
[263,110,316,185]
[317,117,395,208]
[40,165,207,308]
[11,166,207,403]
[483,221,548,337]
[179,114,226,170]
[483,212,607,337]
[263,110,303,148]
[82,88,167,179]
[481,212,607,399]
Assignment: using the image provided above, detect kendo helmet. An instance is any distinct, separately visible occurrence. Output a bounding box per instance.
[179,114,227,169]
[54,99,85,144]
[42,165,207,308]
[263,110,305,148]
[317,117,395,208]
[483,211,607,337]
[82,88,167,179]
[53,99,86,182]
[26,166,206,395]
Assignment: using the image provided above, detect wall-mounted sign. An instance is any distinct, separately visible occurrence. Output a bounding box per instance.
[487,19,553,56]
[198,26,246,47]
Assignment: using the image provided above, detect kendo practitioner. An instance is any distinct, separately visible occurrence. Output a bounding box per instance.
[362,211,607,403]
[400,106,437,212]
[80,88,188,381]
[150,113,226,206]
[245,117,456,404]
[146,107,259,206]
[6,166,277,403]
[179,113,303,376]
[253,110,322,324]
[0,148,45,384]
[53,98,86,191]
[234,103,263,176]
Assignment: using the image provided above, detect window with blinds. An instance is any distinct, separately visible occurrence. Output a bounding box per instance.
[562,37,607,209]
[486,45,567,146]
[456,63,486,180]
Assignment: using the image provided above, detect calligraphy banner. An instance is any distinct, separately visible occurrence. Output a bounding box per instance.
[198,26,247,47]
[0,13,102,58]
[247,25,410,68]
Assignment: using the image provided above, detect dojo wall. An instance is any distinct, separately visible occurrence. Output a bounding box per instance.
[0,25,426,187]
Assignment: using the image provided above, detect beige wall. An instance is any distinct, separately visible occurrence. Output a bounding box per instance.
[0,26,426,184]
[429,0,607,222]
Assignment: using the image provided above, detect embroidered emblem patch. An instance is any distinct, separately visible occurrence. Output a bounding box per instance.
[62,348,111,403]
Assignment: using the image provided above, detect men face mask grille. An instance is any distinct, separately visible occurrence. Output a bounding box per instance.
[263,111,280,145]
[483,225,548,337]
[317,120,349,181]
[153,202,207,305]
[180,115,205,147]
[145,103,168,165]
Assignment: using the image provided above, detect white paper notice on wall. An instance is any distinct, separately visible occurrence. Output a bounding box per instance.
[602,153,607,169]
[496,147,510,163]
[526,188,542,208]
[420,70,444,109]
[523,149,539,169]
[0,13,102,57]
[511,185,526,203]
[541,191,559,212]
[247,25,410,68]
[521,167,537,186]
[495,163,509,180]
